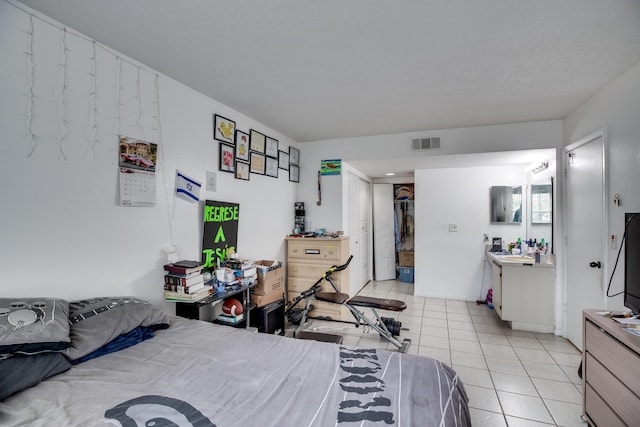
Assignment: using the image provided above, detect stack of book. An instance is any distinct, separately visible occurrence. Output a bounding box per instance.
[164,260,211,301]
[227,259,258,284]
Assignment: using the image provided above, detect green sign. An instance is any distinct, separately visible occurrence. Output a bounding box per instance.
[201,200,239,268]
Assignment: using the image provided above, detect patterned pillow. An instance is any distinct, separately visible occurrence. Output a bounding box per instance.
[65,297,169,361]
[0,298,70,355]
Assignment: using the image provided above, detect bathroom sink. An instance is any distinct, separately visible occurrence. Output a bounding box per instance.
[500,255,535,263]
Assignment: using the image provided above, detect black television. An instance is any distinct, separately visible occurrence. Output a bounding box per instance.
[624,213,640,315]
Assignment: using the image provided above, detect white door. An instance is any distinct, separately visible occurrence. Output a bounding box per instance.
[373,184,396,280]
[359,179,371,289]
[347,172,372,295]
[348,172,362,293]
[565,133,606,349]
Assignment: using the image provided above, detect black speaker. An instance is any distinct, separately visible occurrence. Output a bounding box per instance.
[250,298,285,335]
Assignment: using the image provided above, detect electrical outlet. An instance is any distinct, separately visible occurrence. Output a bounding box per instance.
[611,234,617,249]
[449,224,458,232]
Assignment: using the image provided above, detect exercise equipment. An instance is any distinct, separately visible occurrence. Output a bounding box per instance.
[284,255,411,353]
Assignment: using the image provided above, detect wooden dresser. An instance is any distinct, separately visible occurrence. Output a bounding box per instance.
[286,236,351,321]
[582,309,640,426]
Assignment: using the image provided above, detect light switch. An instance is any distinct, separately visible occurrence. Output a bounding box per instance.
[449,224,458,232]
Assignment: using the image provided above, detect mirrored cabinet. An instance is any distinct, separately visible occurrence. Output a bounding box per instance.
[490,185,522,224]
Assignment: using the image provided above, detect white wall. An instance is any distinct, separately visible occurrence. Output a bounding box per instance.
[299,121,562,232]
[563,60,640,312]
[0,2,297,310]
[414,165,527,300]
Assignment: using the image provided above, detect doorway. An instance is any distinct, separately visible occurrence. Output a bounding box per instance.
[564,130,606,349]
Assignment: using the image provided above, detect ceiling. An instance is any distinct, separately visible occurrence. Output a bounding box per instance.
[19,0,640,145]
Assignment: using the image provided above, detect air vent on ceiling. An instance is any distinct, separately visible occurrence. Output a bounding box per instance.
[411,137,441,150]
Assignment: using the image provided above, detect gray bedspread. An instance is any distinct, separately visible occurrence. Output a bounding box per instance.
[0,316,470,426]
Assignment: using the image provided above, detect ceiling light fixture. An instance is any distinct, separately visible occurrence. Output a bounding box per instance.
[385,172,396,176]
[531,160,549,174]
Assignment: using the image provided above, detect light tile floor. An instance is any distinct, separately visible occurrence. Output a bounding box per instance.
[292,279,587,427]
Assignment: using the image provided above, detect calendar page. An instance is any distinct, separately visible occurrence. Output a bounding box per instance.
[119,168,156,206]
[118,136,158,207]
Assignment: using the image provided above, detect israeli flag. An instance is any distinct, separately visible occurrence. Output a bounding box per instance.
[175,170,201,202]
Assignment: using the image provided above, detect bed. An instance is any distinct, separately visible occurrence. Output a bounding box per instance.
[0,297,470,426]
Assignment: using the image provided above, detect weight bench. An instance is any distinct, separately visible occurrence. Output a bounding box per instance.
[314,292,411,353]
[285,255,411,353]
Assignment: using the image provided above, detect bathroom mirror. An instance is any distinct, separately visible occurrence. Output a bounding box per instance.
[490,185,522,224]
[530,184,552,224]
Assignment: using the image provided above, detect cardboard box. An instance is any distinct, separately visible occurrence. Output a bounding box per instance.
[253,260,284,295]
[398,250,414,267]
[251,290,284,307]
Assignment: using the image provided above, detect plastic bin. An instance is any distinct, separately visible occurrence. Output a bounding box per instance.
[398,267,414,283]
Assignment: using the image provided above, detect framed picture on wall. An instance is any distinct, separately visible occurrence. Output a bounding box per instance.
[235,130,250,161]
[250,129,266,153]
[265,137,279,158]
[289,146,300,166]
[213,114,236,144]
[289,164,299,183]
[219,143,235,173]
[250,152,265,174]
[278,150,289,170]
[235,161,250,181]
[265,157,278,178]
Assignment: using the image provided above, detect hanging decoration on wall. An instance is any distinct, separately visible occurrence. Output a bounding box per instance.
[320,159,341,175]
[201,200,240,269]
[118,135,158,206]
[88,41,99,158]
[25,14,37,157]
[175,170,201,202]
[278,150,289,170]
[235,130,250,161]
[213,114,235,144]
[265,136,279,158]
[265,157,278,178]
[317,170,322,206]
[219,143,235,173]
[55,26,69,160]
[249,129,266,153]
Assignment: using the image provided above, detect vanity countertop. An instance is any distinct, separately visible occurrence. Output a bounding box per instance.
[486,251,555,269]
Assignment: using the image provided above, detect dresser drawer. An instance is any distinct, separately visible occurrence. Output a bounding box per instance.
[287,240,345,263]
[287,276,343,294]
[288,262,340,280]
[585,320,640,397]
[585,352,640,425]
[585,384,625,427]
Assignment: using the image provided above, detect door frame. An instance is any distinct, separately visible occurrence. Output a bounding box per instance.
[561,127,608,337]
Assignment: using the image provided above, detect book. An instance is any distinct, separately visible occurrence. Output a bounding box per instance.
[216,313,244,324]
[164,286,212,302]
[185,281,206,294]
[172,260,203,268]
[165,273,204,287]
[164,270,202,279]
[226,259,254,270]
[164,262,204,275]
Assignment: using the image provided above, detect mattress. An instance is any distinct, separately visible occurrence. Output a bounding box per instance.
[0,316,470,426]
